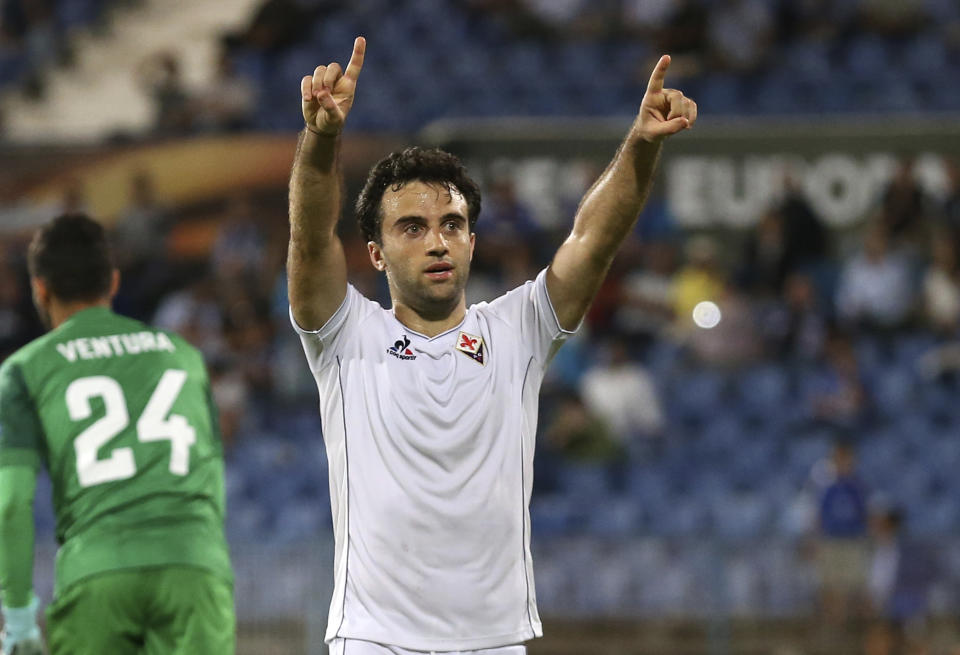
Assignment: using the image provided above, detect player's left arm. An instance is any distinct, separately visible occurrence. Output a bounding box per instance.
[0,361,44,653]
[0,466,37,609]
[547,55,697,330]
[0,466,42,655]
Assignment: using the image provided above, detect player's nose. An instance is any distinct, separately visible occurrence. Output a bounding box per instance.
[424,226,448,256]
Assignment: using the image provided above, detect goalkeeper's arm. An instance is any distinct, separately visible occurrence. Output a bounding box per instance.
[0,466,43,655]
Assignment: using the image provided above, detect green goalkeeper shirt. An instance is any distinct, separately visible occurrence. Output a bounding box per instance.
[0,307,232,596]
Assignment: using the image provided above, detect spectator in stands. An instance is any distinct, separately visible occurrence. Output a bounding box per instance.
[857,0,929,36]
[814,439,870,628]
[879,158,930,249]
[706,0,775,73]
[780,173,829,269]
[0,250,36,360]
[114,171,169,263]
[211,194,267,286]
[195,48,256,133]
[865,506,936,655]
[615,241,677,346]
[673,235,725,334]
[688,282,761,366]
[775,0,857,43]
[620,0,675,39]
[738,208,789,297]
[938,158,960,232]
[112,170,172,319]
[811,330,867,426]
[740,181,828,297]
[208,356,248,450]
[477,177,541,242]
[835,223,914,331]
[648,0,708,79]
[152,276,227,362]
[225,0,329,54]
[58,178,87,215]
[758,272,828,362]
[579,337,664,443]
[922,230,960,334]
[137,51,195,136]
[0,0,61,97]
[516,0,618,40]
[543,391,620,463]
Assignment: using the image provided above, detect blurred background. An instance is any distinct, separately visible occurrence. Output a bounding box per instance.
[2,0,960,653]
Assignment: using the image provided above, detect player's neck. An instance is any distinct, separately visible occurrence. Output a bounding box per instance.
[392,298,467,338]
[48,298,111,329]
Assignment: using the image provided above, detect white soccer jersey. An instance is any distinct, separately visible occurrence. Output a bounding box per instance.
[292,269,574,652]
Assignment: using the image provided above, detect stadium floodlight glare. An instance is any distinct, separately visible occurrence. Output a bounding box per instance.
[692,301,721,329]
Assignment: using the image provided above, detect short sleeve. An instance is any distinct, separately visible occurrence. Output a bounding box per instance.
[485,268,579,366]
[290,285,364,373]
[0,361,44,470]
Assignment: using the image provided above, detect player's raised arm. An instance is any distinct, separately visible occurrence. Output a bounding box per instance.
[546,55,697,330]
[288,36,366,331]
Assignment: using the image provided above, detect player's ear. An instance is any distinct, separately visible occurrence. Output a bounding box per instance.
[30,277,48,305]
[108,269,121,301]
[368,241,386,271]
[469,233,475,261]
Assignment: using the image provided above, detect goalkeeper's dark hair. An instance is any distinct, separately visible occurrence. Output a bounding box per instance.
[28,213,114,302]
[355,147,481,243]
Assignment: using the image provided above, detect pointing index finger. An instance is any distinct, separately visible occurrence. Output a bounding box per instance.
[646,55,671,95]
[344,36,366,82]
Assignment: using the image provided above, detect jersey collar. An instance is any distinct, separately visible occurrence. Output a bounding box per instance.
[389,309,469,342]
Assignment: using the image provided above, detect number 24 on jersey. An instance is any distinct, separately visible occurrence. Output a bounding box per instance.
[67,369,197,488]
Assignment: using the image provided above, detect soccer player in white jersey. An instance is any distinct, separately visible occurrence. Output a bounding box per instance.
[288,37,697,655]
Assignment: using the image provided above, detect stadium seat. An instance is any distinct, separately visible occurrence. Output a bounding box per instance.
[530,494,575,536]
[586,495,645,536]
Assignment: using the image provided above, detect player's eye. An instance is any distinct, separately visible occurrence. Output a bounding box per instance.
[444,220,461,231]
[404,224,421,234]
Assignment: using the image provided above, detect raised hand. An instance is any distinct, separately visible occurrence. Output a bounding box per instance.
[301,36,366,136]
[636,55,697,143]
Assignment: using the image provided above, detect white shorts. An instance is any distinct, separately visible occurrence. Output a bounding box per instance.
[329,638,527,655]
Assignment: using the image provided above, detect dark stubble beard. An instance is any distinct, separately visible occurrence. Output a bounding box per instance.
[391,268,470,322]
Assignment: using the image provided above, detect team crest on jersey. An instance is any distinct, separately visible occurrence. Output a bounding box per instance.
[387,335,416,360]
[455,331,485,365]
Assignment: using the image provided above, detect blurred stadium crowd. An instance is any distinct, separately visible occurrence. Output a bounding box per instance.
[4,0,960,651]
[2,0,960,134]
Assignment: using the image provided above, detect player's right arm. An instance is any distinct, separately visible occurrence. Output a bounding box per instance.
[288,36,366,331]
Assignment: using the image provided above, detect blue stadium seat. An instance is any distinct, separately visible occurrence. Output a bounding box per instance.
[843,35,891,82]
[648,493,710,537]
[697,74,743,114]
[668,370,726,424]
[910,494,959,537]
[737,364,790,416]
[586,496,644,536]
[870,367,918,417]
[226,502,271,542]
[711,492,772,540]
[530,495,575,536]
[272,499,329,544]
[555,462,615,500]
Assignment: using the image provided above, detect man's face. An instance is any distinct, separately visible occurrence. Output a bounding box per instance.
[368,180,475,320]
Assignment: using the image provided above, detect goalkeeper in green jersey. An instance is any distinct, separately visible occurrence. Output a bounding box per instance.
[0,214,235,655]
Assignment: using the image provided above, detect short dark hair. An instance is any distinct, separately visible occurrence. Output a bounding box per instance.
[355,147,481,243]
[28,213,114,302]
